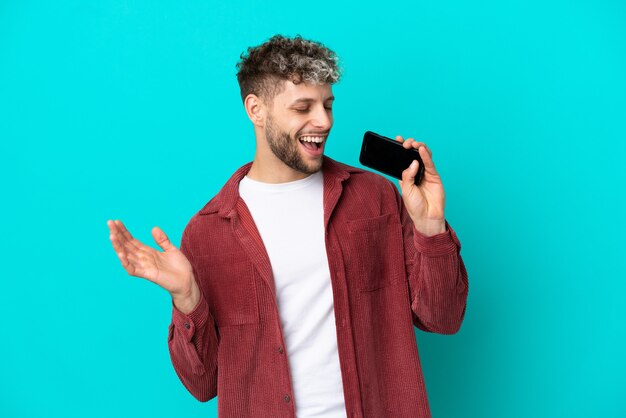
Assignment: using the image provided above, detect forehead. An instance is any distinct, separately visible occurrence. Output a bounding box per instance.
[274,80,334,105]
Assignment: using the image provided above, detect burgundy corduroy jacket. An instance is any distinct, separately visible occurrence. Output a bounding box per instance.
[167,156,468,417]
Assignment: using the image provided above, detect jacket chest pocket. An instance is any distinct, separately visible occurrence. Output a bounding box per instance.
[195,254,260,326]
[344,213,406,291]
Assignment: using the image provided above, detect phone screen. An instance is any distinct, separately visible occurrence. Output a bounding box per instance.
[359,131,425,185]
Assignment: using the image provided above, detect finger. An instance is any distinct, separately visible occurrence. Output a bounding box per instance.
[110,232,125,255]
[110,230,138,256]
[403,138,428,151]
[115,219,134,241]
[152,226,176,252]
[395,135,404,143]
[123,251,145,277]
[118,251,134,273]
[117,249,128,266]
[111,235,152,279]
[115,219,145,249]
[406,139,427,150]
[109,227,133,256]
[418,145,438,174]
[416,143,433,157]
[408,142,433,161]
[108,220,131,249]
[114,246,137,276]
[110,230,150,266]
[108,219,124,237]
[113,221,146,253]
[401,159,420,185]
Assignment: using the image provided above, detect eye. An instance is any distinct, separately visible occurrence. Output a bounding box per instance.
[294,108,309,113]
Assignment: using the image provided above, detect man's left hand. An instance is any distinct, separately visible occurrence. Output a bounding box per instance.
[396,135,447,237]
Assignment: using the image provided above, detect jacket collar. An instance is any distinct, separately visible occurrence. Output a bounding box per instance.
[198,155,364,218]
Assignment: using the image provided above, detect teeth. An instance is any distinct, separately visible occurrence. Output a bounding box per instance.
[300,136,325,143]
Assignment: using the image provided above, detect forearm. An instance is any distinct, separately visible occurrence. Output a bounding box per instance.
[168,293,219,402]
[408,222,469,334]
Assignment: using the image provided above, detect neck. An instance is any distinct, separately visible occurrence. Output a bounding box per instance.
[247,154,313,184]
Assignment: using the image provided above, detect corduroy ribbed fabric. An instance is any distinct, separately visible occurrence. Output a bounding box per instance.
[167,156,469,418]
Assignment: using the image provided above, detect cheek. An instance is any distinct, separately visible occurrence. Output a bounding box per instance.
[292,123,308,138]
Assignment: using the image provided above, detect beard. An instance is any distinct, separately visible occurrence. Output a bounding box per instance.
[265,113,324,175]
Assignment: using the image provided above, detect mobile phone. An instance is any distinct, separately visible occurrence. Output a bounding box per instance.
[359,131,425,185]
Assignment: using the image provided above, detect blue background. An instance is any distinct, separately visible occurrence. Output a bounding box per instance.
[1,1,625,417]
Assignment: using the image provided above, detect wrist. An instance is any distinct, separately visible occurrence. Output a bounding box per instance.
[412,218,446,237]
[172,279,201,315]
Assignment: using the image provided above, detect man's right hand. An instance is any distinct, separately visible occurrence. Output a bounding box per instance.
[107,219,201,314]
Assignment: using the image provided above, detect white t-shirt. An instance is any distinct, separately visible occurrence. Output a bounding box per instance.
[239,171,347,418]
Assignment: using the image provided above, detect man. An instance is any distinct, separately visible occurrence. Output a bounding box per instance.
[108,34,468,418]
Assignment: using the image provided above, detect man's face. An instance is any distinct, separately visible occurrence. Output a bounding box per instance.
[263,81,334,175]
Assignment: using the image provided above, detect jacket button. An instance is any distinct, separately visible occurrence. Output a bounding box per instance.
[284,394,291,403]
[277,346,284,354]
[184,322,190,329]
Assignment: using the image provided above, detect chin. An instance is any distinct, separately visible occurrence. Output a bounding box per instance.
[302,155,324,174]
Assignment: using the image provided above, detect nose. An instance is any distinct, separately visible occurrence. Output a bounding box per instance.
[310,105,332,131]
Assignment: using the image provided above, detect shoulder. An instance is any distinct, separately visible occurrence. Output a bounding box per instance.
[343,163,399,198]
[181,186,237,242]
[324,156,396,192]
[189,161,253,219]
[180,206,216,243]
[324,157,401,215]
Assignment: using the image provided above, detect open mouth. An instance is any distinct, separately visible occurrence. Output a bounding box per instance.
[298,135,326,151]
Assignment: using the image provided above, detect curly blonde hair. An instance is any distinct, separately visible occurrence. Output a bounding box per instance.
[236,34,342,103]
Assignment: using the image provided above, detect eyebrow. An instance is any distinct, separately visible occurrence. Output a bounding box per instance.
[289,96,335,105]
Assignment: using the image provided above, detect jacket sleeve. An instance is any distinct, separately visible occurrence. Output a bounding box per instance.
[394,186,469,334]
[167,222,219,402]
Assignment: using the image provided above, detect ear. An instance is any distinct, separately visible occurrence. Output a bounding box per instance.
[244,94,266,128]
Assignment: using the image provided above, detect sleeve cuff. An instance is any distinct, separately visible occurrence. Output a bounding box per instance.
[171,295,210,342]
[413,220,461,256]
